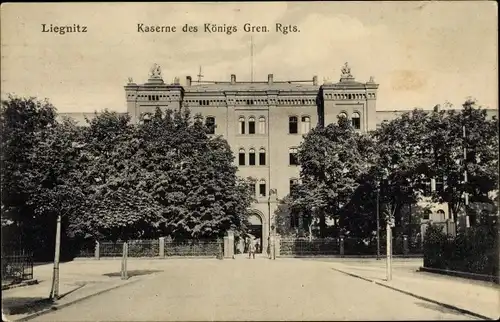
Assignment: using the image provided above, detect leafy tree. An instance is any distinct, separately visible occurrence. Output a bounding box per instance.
[293,116,372,237]
[67,108,252,241]
[372,109,430,228]
[1,96,60,251]
[425,100,499,222]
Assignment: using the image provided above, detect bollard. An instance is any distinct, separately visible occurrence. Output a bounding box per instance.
[340,236,345,257]
[121,242,128,280]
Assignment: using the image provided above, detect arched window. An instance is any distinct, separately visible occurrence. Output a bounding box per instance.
[248,116,256,134]
[259,116,266,134]
[205,116,216,134]
[239,117,245,134]
[238,148,246,166]
[338,112,348,124]
[142,113,152,124]
[259,179,267,197]
[436,209,445,221]
[249,148,256,166]
[289,116,298,134]
[289,147,299,165]
[259,148,266,166]
[301,116,311,134]
[351,112,361,130]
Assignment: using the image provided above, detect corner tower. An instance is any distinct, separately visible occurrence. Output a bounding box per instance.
[321,63,379,132]
[124,64,184,124]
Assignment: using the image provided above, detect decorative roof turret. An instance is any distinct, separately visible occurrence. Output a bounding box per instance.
[146,63,165,85]
[339,62,355,83]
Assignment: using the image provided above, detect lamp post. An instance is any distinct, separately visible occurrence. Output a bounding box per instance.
[382,172,393,282]
[49,213,62,300]
[376,185,380,260]
[463,124,470,229]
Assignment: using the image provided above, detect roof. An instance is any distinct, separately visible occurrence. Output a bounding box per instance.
[184,82,320,93]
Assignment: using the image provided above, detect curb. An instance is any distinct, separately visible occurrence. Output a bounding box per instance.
[12,276,145,322]
[2,280,39,291]
[278,254,423,259]
[331,267,494,320]
[419,266,499,284]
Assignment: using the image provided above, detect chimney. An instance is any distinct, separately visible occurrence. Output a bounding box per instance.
[231,74,236,84]
[268,74,274,85]
[313,76,318,86]
[186,76,192,86]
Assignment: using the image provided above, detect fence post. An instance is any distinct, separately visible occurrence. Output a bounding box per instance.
[159,237,165,258]
[275,235,281,257]
[403,235,409,257]
[217,238,223,260]
[340,235,345,257]
[95,241,100,260]
[121,242,128,280]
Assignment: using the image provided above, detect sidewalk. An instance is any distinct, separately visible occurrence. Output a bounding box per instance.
[329,259,500,320]
[1,259,166,321]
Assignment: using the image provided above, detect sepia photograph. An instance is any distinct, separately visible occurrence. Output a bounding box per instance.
[1,1,499,321]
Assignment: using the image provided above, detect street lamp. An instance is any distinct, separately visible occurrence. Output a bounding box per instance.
[382,170,393,282]
[376,183,380,260]
[49,142,86,300]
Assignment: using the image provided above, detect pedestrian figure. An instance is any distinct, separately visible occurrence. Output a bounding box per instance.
[248,237,256,259]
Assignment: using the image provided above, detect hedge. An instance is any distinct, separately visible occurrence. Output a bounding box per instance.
[423,223,498,276]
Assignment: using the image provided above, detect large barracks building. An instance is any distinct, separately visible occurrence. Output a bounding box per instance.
[59,63,497,251]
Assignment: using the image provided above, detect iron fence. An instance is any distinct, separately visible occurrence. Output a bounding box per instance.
[127,240,159,257]
[1,251,34,282]
[165,239,220,257]
[98,240,159,257]
[75,240,96,258]
[99,241,125,257]
[279,235,423,257]
[280,238,340,256]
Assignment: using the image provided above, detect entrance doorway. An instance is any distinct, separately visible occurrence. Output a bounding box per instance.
[247,213,263,254]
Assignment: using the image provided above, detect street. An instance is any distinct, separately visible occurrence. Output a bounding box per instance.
[32,256,478,321]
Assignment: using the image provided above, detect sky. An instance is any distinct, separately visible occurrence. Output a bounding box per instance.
[1,2,498,113]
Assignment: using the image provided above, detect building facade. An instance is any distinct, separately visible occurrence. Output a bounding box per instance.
[58,63,497,249]
[120,63,378,251]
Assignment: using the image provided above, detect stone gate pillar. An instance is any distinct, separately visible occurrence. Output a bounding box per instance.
[224,230,235,259]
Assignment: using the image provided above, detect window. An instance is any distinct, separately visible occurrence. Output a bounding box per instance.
[249,182,256,197]
[205,116,215,134]
[259,180,266,197]
[289,116,298,134]
[289,148,299,165]
[338,112,348,120]
[301,116,311,134]
[239,117,245,134]
[238,148,245,166]
[352,112,361,130]
[248,117,256,134]
[249,148,256,166]
[436,209,445,221]
[259,116,266,134]
[142,113,152,124]
[259,148,266,166]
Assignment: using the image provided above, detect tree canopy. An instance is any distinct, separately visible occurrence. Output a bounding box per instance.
[1,97,253,258]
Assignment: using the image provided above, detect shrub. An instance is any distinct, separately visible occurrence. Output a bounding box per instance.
[424,223,498,276]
